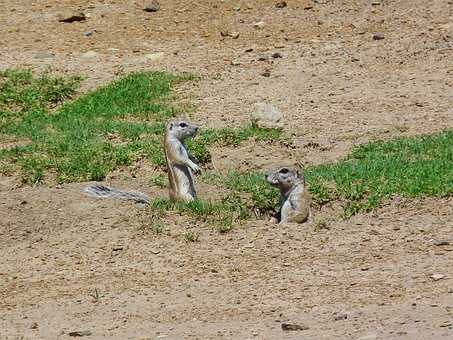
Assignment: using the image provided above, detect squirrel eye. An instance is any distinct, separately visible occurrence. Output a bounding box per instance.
[179,122,187,128]
[279,168,289,174]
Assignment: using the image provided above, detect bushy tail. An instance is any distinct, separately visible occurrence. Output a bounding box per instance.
[84,184,150,204]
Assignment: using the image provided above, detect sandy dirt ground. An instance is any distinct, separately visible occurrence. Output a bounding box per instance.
[0,0,452,339]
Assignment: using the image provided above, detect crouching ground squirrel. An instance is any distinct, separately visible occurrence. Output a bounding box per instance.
[84,120,201,203]
[266,166,311,224]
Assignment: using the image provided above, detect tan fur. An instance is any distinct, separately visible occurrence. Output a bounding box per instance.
[164,120,200,202]
[266,166,311,224]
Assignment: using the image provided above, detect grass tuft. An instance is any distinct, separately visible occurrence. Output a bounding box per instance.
[202,171,279,216]
[188,122,284,164]
[305,130,453,216]
[184,231,200,242]
[147,195,250,231]
[149,173,168,188]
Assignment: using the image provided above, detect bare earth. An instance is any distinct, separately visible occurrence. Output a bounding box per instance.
[0,0,452,339]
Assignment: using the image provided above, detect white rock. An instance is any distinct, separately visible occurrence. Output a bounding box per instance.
[107,48,120,54]
[357,334,378,340]
[250,103,284,128]
[253,21,265,29]
[34,52,55,60]
[144,52,165,62]
[431,274,445,281]
[81,51,99,59]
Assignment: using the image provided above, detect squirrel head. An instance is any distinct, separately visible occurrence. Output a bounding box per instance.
[265,166,304,192]
[167,120,199,141]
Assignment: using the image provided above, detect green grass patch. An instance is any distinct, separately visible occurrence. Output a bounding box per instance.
[0,69,284,184]
[201,170,279,215]
[149,173,168,188]
[188,123,284,164]
[305,130,453,216]
[3,69,451,232]
[143,194,250,233]
[141,171,279,232]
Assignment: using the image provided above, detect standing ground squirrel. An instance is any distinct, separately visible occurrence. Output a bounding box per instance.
[266,166,311,224]
[84,119,200,203]
[164,120,200,202]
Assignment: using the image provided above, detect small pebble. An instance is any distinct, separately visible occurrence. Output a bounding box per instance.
[68,330,92,337]
[144,0,160,12]
[373,32,385,40]
[275,1,287,8]
[334,313,348,321]
[58,11,86,23]
[433,240,450,246]
[254,21,265,29]
[33,53,55,60]
[281,323,309,331]
[430,274,445,281]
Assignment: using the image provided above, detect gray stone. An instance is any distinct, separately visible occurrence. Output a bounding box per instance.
[144,0,160,12]
[253,21,265,29]
[144,52,164,61]
[81,51,99,59]
[57,11,86,23]
[334,312,348,321]
[33,52,55,60]
[281,323,309,331]
[68,330,92,337]
[373,32,385,40]
[357,334,378,340]
[433,240,450,246]
[250,103,284,128]
[430,274,445,281]
[107,48,120,55]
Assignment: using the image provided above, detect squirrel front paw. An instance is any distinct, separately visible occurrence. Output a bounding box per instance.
[191,164,201,174]
[269,217,279,224]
